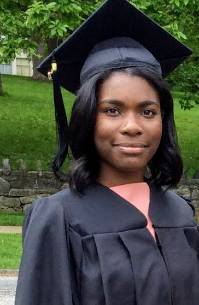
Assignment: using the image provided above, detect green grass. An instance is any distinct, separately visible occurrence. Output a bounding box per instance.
[174,98,199,177]
[0,75,198,176]
[0,233,22,269]
[0,75,74,170]
[0,212,24,226]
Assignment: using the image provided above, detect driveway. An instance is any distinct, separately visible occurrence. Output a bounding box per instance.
[0,276,17,305]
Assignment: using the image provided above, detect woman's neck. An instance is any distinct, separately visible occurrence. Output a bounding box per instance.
[97,165,144,188]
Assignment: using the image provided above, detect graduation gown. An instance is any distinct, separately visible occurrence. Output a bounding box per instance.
[15,182,199,305]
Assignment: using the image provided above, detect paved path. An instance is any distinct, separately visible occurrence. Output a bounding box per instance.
[0,276,17,305]
[0,227,22,234]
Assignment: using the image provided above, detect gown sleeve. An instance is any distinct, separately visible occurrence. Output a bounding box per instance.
[15,195,73,305]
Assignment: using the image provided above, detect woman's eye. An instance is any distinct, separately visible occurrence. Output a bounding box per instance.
[104,108,120,116]
[143,109,156,117]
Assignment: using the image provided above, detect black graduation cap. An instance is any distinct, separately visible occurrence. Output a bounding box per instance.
[37,0,192,175]
[38,0,192,93]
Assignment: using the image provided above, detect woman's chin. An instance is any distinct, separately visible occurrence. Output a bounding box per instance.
[113,161,146,174]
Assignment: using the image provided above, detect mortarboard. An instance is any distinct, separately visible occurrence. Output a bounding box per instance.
[37,0,192,175]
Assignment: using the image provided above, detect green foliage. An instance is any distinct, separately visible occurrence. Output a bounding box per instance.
[0,0,198,108]
[1,0,198,60]
[0,0,36,62]
[169,56,199,109]
[0,0,97,62]
[25,0,83,39]
[129,0,198,40]
[129,0,199,108]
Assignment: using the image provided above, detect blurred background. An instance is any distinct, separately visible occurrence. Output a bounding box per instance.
[0,0,198,283]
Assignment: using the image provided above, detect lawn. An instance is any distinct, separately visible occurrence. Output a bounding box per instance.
[0,75,74,171]
[0,233,22,269]
[174,101,199,177]
[0,74,198,176]
[0,212,24,226]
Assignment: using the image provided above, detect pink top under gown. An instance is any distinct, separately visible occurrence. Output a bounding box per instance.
[110,182,156,240]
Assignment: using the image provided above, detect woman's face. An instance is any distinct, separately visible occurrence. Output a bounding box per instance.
[94,72,162,185]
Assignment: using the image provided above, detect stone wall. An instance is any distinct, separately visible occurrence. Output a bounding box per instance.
[0,171,65,213]
[0,163,199,223]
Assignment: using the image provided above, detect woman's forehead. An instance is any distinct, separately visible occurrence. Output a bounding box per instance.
[98,72,160,103]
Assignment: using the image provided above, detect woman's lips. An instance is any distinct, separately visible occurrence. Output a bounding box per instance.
[113,143,148,154]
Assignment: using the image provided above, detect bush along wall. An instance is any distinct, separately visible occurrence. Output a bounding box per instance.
[0,159,199,223]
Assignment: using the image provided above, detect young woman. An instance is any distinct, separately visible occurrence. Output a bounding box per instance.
[15,1,199,305]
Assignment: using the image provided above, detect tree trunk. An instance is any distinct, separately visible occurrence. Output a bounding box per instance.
[0,73,3,96]
[32,38,62,80]
[32,55,47,80]
[32,41,47,80]
[47,38,62,54]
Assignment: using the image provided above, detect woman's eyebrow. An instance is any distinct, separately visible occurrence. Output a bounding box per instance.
[98,99,160,106]
[98,99,124,106]
[139,100,160,107]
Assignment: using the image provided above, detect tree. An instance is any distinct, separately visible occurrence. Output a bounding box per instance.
[129,0,199,109]
[0,0,33,92]
[1,0,197,63]
[0,0,97,79]
[0,0,198,106]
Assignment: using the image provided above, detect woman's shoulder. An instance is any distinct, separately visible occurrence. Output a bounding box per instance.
[29,187,76,212]
[23,187,76,237]
[163,188,194,213]
[149,185,197,228]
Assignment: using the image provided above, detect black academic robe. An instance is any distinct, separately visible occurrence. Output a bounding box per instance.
[15,183,199,305]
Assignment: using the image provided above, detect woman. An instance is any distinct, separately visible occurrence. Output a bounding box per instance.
[15,1,199,305]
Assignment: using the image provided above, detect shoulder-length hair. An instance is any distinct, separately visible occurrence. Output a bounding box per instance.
[64,67,183,193]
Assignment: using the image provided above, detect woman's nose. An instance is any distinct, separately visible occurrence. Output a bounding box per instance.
[120,113,143,135]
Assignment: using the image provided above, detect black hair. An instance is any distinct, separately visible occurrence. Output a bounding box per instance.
[65,67,183,193]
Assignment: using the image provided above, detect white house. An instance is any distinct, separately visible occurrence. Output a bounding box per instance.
[0,52,33,77]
